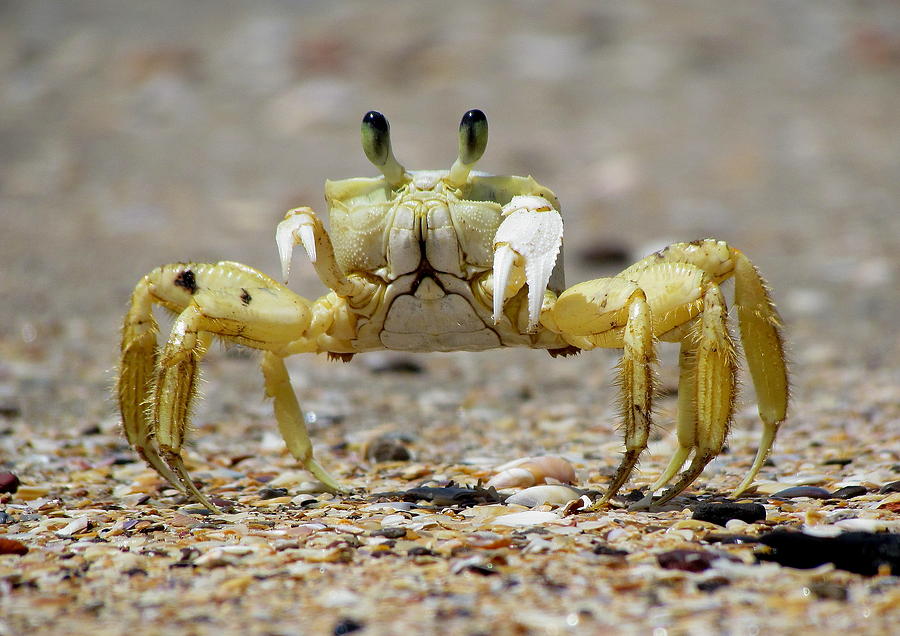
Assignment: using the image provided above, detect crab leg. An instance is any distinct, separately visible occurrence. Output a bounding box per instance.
[118,274,184,490]
[260,351,344,494]
[596,289,656,504]
[648,283,737,507]
[731,250,788,495]
[119,261,342,511]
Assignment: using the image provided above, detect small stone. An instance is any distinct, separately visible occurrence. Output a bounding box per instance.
[258,487,289,500]
[0,472,20,494]
[696,577,731,593]
[769,486,832,499]
[657,549,721,573]
[692,502,766,526]
[0,538,28,555]
[333,618,364,635]
[757,530,900,576]
[365,437,411,462]
[370,527,406,539]
[809,582,848,601]
[830,485,868,499]
[878,480,900,494]
[593,543,628,557]
[0,511,11,524]
[367,356,424,374]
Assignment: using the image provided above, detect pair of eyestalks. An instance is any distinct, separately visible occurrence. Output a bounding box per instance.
[360,109,488,187]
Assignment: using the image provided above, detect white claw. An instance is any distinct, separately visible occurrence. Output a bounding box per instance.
[493,196,563,331]
[275,214,318,283]
[492,244,516,324]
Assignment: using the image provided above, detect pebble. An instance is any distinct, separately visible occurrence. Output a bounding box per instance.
[365,437,412,462]
[592,543,629,557]
[768,486,832,499]
[0,538,28,555]
[757,530,900,576]
[809,582,848,602]
[257,487,289,500]
[333,618,364,635]
[691,502,766,526]
[657,549,724,573]
[0,472,20,494]
[830,485,868,499]
[878,480,900,494]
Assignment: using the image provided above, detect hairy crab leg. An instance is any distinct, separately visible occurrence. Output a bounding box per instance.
[646,283,737,507]
[730,250,788,494]
[594,289,656,506]
[118,273,185,491]
[120,260,343,511]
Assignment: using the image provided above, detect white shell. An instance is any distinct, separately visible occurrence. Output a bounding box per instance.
[490,511,559,527]
[505,485,582,508]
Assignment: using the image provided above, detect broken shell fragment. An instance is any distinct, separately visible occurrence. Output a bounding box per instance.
[505,485,582,508]
[490,510,559,527]
[486,456,576,489]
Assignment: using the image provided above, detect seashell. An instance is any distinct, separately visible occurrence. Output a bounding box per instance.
[490,510,559,527]
[486,455,576,489]
[505,485,582,508]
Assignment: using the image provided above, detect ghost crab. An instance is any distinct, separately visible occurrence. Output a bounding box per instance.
[118,109,788,513]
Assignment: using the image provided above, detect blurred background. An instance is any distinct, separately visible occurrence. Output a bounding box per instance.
[1,1,898,445]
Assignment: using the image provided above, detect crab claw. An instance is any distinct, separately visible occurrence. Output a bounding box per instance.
[275,209,318,283]
[492,195,563,330]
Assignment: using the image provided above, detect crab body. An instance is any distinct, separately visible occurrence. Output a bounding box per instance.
[325,169,565,352]
[118,110,789,512]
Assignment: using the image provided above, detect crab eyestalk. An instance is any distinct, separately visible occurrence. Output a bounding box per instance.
[361,111,406,187]
[449,109,488,185]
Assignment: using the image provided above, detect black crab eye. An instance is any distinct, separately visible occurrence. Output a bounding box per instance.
[361,110,391,166]
[458,109,488,165]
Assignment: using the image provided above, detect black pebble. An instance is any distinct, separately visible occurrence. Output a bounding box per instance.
[809,582,848,601]
[371,527,406,539]
[691,502,766,526]
[257,487,289,500]
[0,472,20,494]
[368,357,424,374]
[0,511,12,524]
[757,530,900,576]
[657,549,720,573]
[879,480,900,494]
[333,618,364,635]
[768,486,832,499]
[830,485,868,499]
[593,543,629,556]
[696,577,731,593]
[366,437,412,462]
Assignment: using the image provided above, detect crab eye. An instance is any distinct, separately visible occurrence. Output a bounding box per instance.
[361,111,390,166]
[458,109,488,165]
[448,109,488,185]
[361,111,405,186]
